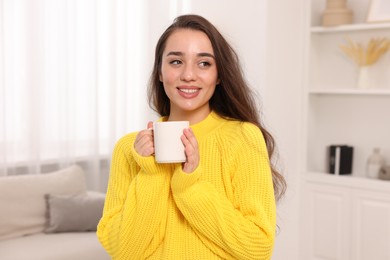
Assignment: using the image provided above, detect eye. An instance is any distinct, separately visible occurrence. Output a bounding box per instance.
[169,60,182,65]
[199,61,211,68]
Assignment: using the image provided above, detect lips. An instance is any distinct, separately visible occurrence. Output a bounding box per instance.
[177,87,200,98]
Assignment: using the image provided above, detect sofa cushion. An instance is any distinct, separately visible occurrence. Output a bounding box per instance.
[0,165,87,240]
[44,191,105,233]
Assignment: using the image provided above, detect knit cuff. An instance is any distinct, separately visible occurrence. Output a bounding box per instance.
[171,165,201,195]
[130,143,165,174]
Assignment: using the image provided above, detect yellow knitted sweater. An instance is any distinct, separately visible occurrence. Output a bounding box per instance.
[97,111,276,260]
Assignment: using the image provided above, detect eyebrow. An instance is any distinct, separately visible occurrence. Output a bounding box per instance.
[166,51,215,59]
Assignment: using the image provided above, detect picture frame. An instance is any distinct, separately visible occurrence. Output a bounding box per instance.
[367,0,390,22]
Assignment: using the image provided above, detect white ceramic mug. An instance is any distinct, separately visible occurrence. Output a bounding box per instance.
[153,121,189,163]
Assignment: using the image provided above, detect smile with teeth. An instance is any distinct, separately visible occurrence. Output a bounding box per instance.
[178,88,199,94]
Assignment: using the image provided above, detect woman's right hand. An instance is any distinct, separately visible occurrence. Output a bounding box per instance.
[134,121,155,157]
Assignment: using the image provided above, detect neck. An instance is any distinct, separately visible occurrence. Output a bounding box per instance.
[168,107,211,125]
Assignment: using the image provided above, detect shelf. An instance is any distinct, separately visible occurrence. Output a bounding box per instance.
[305,171,390,192]
[311,23,390,33]
[308,88,390,95]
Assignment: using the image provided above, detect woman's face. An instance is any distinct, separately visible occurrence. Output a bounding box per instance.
[160,29,219,121]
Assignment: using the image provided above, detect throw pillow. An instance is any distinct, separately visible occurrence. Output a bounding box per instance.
[44,191,105,233]
[0,165,87,240]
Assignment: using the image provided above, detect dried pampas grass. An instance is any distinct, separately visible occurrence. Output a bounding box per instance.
[339,37,390,67]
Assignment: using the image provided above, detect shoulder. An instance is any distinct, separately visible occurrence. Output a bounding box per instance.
[219,119,263,140]
[113,131,139,153]
[216,119,266,150]
[212,120,270,167]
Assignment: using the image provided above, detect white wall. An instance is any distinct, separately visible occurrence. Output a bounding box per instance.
[264,1,304,260]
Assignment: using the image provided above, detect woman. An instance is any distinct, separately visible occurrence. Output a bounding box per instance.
[97,14,286,260]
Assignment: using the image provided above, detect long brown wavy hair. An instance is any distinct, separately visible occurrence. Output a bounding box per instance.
[148,14,286,201]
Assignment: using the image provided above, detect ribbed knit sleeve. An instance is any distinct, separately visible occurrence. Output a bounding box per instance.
[171,122,276,260]
[97,133,172,259]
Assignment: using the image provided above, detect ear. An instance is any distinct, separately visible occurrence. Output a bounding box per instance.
[159,74,163,82]
[216,78,221,85]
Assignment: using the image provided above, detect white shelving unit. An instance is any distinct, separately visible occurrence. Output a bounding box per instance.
[305,3,390,180]
[309,88,390,95]
[301,1,390,260]
[311,22,390,33]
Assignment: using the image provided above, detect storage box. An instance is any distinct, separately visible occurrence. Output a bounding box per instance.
[328,145,354,175]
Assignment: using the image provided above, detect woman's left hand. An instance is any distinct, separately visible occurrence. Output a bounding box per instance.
[181,128,199,173]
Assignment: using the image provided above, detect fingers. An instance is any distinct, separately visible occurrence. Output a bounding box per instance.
[134,121,155,157]
[181,128,199,173]
[147,121,153,130]
[182,128,198,151]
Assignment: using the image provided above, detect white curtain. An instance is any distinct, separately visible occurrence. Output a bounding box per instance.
[0,0,150,191]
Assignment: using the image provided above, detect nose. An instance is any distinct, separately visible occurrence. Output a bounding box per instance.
[180,64,196,82]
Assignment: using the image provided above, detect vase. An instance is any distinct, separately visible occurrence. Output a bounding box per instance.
[366,148,386,179]
[322,0,353,26]
[357,66,371,89]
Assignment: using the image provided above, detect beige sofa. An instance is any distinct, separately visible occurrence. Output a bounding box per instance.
[0,165,110,260]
